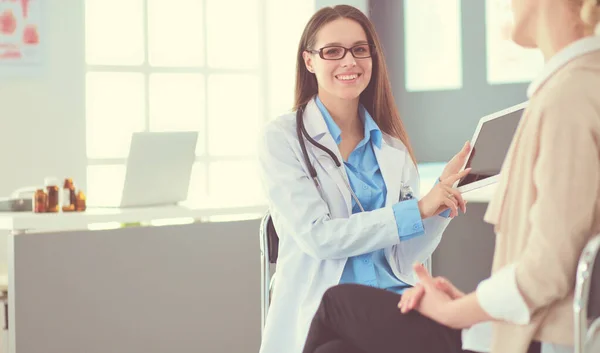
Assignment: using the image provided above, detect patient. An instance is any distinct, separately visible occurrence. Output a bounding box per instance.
[301,1,600,353]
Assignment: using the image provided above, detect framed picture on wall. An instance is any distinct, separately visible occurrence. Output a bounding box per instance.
[486,0,544,84]
[0,0,43,76]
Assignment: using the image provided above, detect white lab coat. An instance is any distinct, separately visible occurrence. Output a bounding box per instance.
[257,98,451,353]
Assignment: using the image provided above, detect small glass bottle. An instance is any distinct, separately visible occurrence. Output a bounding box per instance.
[44,177,60,213]
[33,189,47,213]
[62,178,76,212]
[75,190,87,212]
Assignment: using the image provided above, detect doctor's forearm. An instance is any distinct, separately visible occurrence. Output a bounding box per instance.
[392,199,425,240]
[293,208,402,260]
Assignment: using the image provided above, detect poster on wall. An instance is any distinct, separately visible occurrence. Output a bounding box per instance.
[486,0,544,84]
[0,0,42,75]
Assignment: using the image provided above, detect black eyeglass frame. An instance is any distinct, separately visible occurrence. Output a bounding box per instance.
[306,44,376,60]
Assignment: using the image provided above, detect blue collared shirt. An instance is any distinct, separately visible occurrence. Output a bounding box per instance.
[315,96,425,294]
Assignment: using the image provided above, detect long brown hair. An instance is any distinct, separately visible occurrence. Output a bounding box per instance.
[294,5,417,166]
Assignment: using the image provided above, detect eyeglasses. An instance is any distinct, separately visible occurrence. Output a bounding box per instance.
[306,44,375,60]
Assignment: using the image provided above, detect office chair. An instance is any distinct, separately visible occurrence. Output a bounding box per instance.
[260,212,279,334]
[574,234,600,353]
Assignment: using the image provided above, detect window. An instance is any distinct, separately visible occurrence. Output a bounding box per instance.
[85,0,314,207]
[403,0,463,92]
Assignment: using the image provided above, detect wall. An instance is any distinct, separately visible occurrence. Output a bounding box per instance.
[432,203,497,292]
[370,0,529,163]
[0,1,86,272]
[0,0,86,199]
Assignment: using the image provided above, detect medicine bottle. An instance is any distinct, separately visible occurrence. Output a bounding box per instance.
[33,189,47,213]
[62,178,76,212]
[75,190,87,212]
[45,177,60,213]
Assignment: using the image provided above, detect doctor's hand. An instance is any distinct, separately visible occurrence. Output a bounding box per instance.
[440,141,471,181]
[418,168,470,219]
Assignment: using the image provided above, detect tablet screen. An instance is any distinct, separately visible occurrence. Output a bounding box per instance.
[457,108,524,188]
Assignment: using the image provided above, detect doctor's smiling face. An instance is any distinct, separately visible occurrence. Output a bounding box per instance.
[302,18,373,102]
[294,5,418,167]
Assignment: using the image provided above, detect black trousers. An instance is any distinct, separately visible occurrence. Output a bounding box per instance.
[302,284,542,353]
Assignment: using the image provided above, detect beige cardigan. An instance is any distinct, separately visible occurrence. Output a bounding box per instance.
[484,50,600,353]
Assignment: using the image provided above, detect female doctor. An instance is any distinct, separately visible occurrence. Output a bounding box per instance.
[257,5,471,353]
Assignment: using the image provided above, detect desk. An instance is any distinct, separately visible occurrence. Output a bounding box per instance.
[0,203,267,353]
[0,203,267,235]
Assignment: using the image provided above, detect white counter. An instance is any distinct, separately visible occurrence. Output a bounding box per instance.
[0,202,269,352]
[0,203,267,233]
[0,162,492,234]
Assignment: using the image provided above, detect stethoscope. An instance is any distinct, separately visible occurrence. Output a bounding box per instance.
[295,104,414,212]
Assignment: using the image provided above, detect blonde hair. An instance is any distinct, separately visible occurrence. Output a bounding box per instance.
[581,0,600,34]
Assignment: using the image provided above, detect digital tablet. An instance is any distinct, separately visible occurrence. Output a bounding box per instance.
[456,102,527,193]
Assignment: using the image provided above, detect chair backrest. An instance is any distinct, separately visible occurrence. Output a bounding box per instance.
[589,249,600,353]
[260,211,279,334]
[260,212,279,264]
[266,215,279,264]
[587,236,600,353]
[574,235,600,353]
[589,240,600,319]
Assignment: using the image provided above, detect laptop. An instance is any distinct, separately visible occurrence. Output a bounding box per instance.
[456,102,527,193]
[91,131,198,208]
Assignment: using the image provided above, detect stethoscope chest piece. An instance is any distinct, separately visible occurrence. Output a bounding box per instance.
[399,182,415,201]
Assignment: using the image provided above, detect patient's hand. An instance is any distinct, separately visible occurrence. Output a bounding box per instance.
[398,283,426,313]
[398,267,464,314]
[400,264,492,329]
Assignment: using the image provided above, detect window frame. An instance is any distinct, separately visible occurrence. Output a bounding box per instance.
[84,0,272,206]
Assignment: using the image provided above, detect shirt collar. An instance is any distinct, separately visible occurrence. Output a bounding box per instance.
[527,35,600,98]
[315,96,383,149]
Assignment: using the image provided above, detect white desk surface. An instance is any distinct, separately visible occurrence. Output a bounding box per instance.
[0,203,268,232]
[0,187,493,233]
[0,163,494,232]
